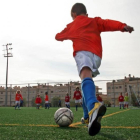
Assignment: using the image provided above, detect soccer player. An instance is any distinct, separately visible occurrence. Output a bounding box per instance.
[73,87,82,111]
[65,93,70,108]
[35,94,42,109]
[124,92,129,108]
[118,92,124,109]
[96,94,103,104]
[58,99,61,107]
[15,90,23,110]
[45,92,49,109]
[55,3,134,136]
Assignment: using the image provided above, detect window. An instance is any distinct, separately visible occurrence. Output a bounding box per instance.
[108,87,111,89]
[119,86,122,89]
[51,91,53,93]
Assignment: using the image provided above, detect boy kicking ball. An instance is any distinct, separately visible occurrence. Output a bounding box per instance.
[55,3,134,136]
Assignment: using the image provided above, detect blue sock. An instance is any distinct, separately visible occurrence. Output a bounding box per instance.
[81,77,98,112]
[15,104,17,109]
[82,97,89,119]
[18,104,20,108]
[76,105,78,111]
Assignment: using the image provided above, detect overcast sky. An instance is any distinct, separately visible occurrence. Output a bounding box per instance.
[0,0,139,93]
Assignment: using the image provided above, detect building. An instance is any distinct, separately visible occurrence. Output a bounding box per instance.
[107,74,140,106]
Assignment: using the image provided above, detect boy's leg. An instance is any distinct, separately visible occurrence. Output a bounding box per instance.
[127,104,128,108]
[80,67,106,136]
[47,103,49,109]
[76,103,78,111]
[18,102,20,109]
[15,103,18,109]
[81,97,89,125]
[120,103,121,109]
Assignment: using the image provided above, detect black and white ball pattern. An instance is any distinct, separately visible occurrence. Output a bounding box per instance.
[54,107,74,127]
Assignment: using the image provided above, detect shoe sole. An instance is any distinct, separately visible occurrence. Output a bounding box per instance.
[88,105,106,136]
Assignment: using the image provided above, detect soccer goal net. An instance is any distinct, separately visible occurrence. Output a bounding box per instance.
[128,85,140,109]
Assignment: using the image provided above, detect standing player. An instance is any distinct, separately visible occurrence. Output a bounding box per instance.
[55,3,134,136]
[58,99,61,107]
[73,87,82,111]
[124,92,129,109]
[96,94,103,104]
[35,94,42,109]
[45,92,49,109]
[15,90,23,110]
[118,92,124,109]
[65,93,70,108]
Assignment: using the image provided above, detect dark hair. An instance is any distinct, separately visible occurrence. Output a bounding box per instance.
[71,3,87,16]
[45,92,48,95]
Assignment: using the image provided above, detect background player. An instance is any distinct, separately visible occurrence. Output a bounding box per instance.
[15,90,23,110]
[45,92,49,109]
[118,92,124,109]
[65,93,70,108]
[73,87,82,111]
[35,94,42,109]
[96,94,103,104]
[124,92,129,109]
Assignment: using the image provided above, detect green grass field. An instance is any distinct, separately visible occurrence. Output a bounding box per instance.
[0,107,140,140]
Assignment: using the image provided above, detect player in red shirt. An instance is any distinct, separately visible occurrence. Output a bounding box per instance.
[35,94,42,109]
[96,94,103,103]
[73,87,82,111]
[55,3,134,136]
[65,93,70,108]
[15,90,23,110]
[45,92,49,109]
[118,92,124,109]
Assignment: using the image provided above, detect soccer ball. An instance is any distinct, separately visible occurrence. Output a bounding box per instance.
[54,107,74,127]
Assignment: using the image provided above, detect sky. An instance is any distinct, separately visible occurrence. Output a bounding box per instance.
[0,0,140,93]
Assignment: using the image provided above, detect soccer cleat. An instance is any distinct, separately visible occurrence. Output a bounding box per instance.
[81,117,89,127]
[88,102,106,136]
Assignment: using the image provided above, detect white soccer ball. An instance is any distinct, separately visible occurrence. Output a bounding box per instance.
[54,107,74,127]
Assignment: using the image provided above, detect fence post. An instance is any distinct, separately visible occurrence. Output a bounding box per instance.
[28,83,30,107]
[10,84,12,107]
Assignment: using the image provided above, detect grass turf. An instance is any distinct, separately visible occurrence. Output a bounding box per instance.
[0,107,140,140]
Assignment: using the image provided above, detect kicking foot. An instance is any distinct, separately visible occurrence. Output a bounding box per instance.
[88,102,106,136]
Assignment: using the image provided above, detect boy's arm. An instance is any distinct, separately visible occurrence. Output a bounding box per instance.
[96,17,134,33]
[55,27,69,41]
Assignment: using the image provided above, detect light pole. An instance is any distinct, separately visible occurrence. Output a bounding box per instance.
[112,80,115,107]
[2,43,13,106]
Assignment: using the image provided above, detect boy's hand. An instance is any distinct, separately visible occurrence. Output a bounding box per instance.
[124,25,134,33]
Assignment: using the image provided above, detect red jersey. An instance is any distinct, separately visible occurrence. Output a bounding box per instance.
[55,16,126,58]
[45,95,49,101]
[15,93,23,101]
[118,95,124,102]
[73,91,82,100]
[65,96,70,102]
[97,95,103,102]
[35,97,42,104]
